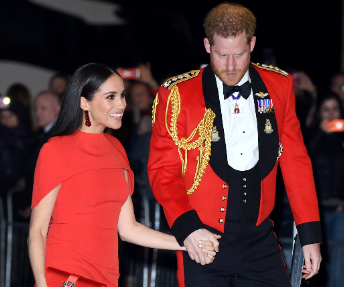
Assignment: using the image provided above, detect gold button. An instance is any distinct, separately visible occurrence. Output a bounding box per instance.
[243,199,247,203]
[222,184,227,189]
[243,178,247,181]
[222,196,226,201]
[219,218,224,223]
[220,207,225,212]
[243,192,247,196]
[243,185,246,188]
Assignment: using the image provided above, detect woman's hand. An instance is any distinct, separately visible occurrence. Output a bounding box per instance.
[198,234,221,264]
[198,240,216,263]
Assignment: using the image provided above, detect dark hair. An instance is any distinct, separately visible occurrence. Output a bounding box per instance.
[6,83,31,106]
[3,100,28,125]
[204,3,256,45]
[50,63,119,137]
[317,91,343,119]
[49,72,70,86]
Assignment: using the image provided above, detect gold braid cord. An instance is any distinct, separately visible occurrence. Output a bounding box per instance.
[165,85,215,195]
[152,92,159,125]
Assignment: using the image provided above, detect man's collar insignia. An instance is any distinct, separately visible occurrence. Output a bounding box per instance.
[252,63,289,78]
[162,70,200,90]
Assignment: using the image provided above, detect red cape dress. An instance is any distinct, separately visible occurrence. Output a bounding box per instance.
[31,131,134,287]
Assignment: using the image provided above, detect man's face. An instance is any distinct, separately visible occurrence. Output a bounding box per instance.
[35,93,60,128]
[50,77,67,95]
[204,32,256,86]
[331,75,344,104]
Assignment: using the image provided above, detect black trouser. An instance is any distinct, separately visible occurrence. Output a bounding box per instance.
[183,219,291,287]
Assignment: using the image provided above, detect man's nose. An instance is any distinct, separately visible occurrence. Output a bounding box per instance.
[226,57,235,71]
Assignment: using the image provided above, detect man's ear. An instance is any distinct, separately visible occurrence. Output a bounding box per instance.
[250,36,256,52]
[80,97,88,110]
[204,38,211,54]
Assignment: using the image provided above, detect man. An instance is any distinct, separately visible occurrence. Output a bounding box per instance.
[16,91,61,219]
[49,72,69,97]
[35,91,61,136]
[148,3,322,287]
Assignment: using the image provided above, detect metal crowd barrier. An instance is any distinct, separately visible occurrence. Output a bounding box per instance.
[149,201,178,287]
[5,187,32,287]
[124,189,178,287]
[0,196,6,287]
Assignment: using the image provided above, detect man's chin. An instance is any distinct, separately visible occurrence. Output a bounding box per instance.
[219,74,241,86]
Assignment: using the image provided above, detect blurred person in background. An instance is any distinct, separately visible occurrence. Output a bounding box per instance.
[48,72,69,98]
[15,91,61,220]
[289,70,317,137]
[137,62,159,94]
[129,81,153,133]
[118,80,156,287]
[306,92,344,287]
[0,100,32,196]
[128,81,154,203]
[330,72,344,110]
[6,82,34,129]
[34,91,61,139]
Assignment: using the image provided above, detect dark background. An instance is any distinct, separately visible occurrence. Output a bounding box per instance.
[0,0,342,91]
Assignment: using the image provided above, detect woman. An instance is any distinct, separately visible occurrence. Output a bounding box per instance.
[28,63,218,287]
[306,92,344,287]
[307,93,344,208]
[0,100,31,194]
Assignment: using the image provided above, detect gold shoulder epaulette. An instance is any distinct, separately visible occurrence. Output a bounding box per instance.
[162,70,200,90]
[252,63,289,78]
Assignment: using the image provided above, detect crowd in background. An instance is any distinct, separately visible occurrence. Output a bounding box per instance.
[0,61,344,287]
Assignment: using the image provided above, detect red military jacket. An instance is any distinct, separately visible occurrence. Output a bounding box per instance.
[148,63,322,247]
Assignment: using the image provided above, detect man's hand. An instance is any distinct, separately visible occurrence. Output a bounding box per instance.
[301,243,321,279]
[183,229,220,265]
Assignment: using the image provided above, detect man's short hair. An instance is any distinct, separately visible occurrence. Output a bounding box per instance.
[203,3,256,45]
[36,90,62,106]
[49,72,70,85]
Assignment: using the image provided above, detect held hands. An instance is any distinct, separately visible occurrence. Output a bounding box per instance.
[198,239,219,264]
[301,243,322,280]
[184,229,221,265]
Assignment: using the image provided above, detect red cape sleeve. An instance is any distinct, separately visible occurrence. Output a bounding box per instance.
[31,140,66,208]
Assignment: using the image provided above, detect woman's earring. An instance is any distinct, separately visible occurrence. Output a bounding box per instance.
[84,110,91,127]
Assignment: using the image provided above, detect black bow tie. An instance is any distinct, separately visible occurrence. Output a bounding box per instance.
[223,81,252,100]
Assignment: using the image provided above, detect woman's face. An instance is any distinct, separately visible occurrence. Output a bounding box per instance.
[131,83,152,111]
[319,98,341,121]
[0,110,19,128]
[80,74,127,133]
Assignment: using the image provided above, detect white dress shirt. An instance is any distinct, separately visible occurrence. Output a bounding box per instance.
[215,71,259,171]
[44,119,56,133]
